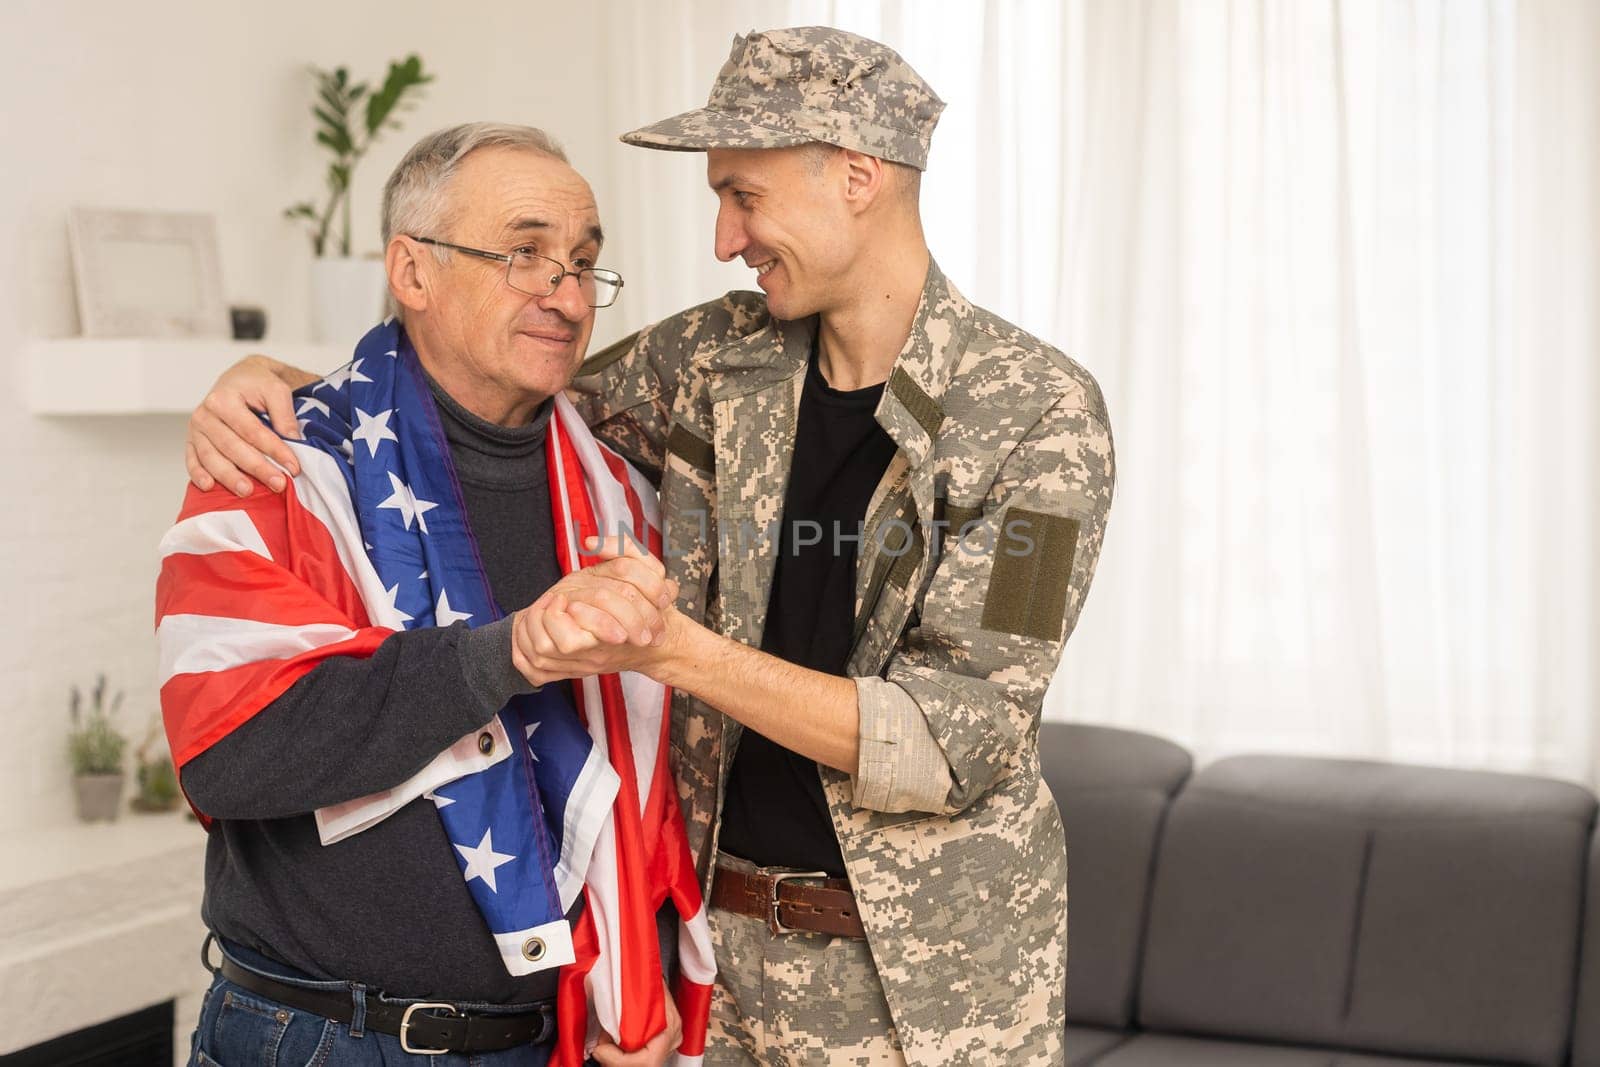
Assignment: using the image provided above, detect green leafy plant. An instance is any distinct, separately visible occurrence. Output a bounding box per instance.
[132,719,181,812]
[285,54,434,257]
[67,675,126,776]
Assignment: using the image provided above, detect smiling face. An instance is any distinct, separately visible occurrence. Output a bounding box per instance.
[706,145,859,321]
[400,146,603,425]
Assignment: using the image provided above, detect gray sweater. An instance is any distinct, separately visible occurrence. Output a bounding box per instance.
[182,379,572,1003]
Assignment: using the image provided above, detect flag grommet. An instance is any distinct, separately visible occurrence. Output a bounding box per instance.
[522,937,545,962]
[477,731,495,756]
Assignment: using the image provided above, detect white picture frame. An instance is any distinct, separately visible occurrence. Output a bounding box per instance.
[68,207,230,338]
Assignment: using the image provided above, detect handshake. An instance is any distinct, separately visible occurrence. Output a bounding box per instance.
[510,534,683,689]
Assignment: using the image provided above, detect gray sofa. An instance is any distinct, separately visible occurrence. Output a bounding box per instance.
[1040,723,1600,1066]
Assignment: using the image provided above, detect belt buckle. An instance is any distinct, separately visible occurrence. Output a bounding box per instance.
[399,1001,459,1056]
[767,870,830,936]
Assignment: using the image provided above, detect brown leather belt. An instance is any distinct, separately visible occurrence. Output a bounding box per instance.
[711,864,866,938]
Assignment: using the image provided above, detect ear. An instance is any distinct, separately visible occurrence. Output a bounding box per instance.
[386,236,429,315]
[840,149,886,214]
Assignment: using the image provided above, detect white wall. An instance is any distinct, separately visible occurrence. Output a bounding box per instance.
[0,0,628,836]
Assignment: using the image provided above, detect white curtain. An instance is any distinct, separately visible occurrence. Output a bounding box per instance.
[600,1,1600,786]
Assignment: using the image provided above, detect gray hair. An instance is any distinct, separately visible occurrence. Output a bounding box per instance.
[382,122,568,251]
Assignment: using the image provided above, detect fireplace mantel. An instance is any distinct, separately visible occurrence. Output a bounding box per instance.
[0,811,209,1063]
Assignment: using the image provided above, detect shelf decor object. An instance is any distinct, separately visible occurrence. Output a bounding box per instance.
[67,207,230,339]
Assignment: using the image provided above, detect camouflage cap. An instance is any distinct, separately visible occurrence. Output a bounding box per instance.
[620,26,945,171]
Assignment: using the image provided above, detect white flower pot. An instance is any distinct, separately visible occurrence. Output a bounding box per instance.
[310,256,389,347]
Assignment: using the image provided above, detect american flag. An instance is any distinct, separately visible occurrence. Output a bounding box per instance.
[155,321,713,1064]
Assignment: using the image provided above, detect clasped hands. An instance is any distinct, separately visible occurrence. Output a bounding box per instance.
[511,534,681,688]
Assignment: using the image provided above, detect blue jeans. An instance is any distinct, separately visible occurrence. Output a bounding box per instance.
[187,938,557,1067]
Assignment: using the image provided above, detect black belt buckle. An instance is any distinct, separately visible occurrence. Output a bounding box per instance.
[399,1002,459,1055]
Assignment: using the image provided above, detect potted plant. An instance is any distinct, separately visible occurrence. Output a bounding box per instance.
[285,54,434,344]
[131,720,182,814]
[67,675,127,822]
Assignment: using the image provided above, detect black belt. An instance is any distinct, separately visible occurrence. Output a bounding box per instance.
[217,956,555,1055]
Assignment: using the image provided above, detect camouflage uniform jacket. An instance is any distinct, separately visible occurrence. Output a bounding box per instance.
[571,261,1115,1065]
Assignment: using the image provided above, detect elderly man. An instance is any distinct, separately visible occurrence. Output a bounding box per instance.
[158,123,695,1067]
[186,26,1114,1067]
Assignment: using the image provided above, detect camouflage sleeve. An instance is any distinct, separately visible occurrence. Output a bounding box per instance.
[570,292,772,484]
[568,327,673,483]
[851,399,1115,814]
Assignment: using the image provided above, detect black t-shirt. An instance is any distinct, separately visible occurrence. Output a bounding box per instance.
[717,349,899,876]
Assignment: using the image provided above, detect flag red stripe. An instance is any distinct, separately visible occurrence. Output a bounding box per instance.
[166,482,374,628]
[672,976,714,1058]
[156,550,364,629]
[160,627,389,769]
[597,445,649,547]
[553,897,602,1067]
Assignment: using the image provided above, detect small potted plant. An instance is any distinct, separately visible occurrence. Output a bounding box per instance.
[285,54,434,343]
[67,675,127,822]
[131,720,182,814]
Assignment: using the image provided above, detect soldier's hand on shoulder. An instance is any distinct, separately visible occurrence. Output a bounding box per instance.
[186,354,306,496]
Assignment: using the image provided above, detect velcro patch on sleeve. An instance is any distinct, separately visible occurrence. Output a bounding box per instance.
[665,423,716,473]
[980,507,1080,641]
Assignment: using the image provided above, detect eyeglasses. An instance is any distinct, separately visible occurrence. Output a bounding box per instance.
[408,236,625,308]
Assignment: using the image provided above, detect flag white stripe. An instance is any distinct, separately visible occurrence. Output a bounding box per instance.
[314,716,516,845]
[157,614,359,682]
[554,740,622,912]
[676,908,717,985]
[159,510,272,562]
[626,461,663,529]
[494,917,576,976]
[621,669,664,805]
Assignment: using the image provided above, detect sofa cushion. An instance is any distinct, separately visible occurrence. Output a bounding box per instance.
[1572,828,1600,1067]
[1066,1024,1130,1066]
[1137,756,1595,1066]
[1091,1034,1485,1066]
[1040,723,1192,1028]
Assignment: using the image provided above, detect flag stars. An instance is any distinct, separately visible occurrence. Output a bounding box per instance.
[381,583,414,624]
[316,358,374,393]
[435,589,473,627]
[455,828,516,893]
[378,471,438,533]
[351,407,399,458]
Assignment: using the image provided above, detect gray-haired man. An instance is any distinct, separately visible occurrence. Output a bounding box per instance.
[169,123,681,1067]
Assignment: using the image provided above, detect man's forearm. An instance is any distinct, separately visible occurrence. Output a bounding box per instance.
[181,619,528,819]
[653,614,861,774]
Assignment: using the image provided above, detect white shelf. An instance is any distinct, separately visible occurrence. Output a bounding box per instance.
[26,337,346,415]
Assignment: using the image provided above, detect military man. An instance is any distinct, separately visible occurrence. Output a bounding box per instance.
[184,27,1114,1066]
